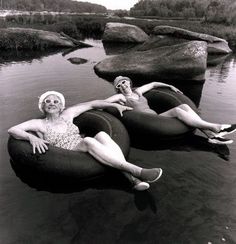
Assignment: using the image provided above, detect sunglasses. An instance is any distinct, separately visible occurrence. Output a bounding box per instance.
[44,99,60,104]
[115,80,129,89]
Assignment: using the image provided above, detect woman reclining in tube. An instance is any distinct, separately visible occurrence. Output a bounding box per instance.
[105,76,236,145]
[8,91,163,191]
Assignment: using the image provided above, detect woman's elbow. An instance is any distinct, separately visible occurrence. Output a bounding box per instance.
[8,126,19,137]
[8,127,14,135]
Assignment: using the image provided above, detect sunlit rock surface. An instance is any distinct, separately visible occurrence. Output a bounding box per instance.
[95,41,207,83]
[102,22,149,43]
[152,25,232,54]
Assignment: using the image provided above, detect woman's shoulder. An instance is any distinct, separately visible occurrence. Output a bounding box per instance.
[133,89,142,96]
[32,118,47,129]
[25,118,45,125]
[59,111,74,122]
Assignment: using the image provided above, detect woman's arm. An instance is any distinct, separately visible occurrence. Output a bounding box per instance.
[63,99,132,119]
[104,94,126,105]
[8,119,49,154]
[135,82,182,94]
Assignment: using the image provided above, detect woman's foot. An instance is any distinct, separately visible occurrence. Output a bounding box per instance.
[140,168,163,183]
[131,176,150,191]
[217,124,236,137]
[208,136,233,145]
[133,181,150,191]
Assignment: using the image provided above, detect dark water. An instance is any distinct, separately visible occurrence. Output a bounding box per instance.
[1,40,236,244]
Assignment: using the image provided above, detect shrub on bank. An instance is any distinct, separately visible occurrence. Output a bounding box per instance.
[46,21,81,39]
[2,14,236,50]
[0,32,48,50]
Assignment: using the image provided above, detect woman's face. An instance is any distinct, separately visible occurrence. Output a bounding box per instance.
[42,95,63,114]
[115,79,132,95]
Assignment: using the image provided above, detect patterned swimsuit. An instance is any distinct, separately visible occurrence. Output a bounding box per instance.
[44,118,83,151]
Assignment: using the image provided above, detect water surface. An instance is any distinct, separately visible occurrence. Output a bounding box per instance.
[0,40,236,243]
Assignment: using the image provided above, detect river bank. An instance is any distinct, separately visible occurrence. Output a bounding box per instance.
[1,14,236,51]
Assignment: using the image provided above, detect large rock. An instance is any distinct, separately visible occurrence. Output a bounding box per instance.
[94,41,207,83]
[102,22,149,43]
[0,28,76,49]
[152,25,232,54]
[134,35,188,51]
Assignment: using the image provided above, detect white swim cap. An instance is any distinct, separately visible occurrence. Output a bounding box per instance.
[38,91,65,113]
[113,76,131,88]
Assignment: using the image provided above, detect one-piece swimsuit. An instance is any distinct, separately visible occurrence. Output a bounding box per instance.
[125,91,156,115]
[44,117,83,151]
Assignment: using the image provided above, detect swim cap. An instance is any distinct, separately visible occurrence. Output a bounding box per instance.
[38,91,65,113]
[113,76,131,88]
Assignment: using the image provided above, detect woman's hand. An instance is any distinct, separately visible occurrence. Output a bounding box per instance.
[28,134,49,154]
[169,85,183,94]
[114,104,133,116]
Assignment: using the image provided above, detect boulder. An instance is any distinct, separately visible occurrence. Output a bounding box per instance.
[134,35,189,51]
[102,22,149,43]
[135,36,230,67]
[152,25,232,54]
[94,41,207,83]
[0,28,76,49]
[67,57,88,65]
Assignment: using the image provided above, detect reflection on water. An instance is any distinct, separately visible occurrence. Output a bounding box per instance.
[0,40,236,243]
[207,53,230,67]
[208,54,235,83]
[0,48,65,64]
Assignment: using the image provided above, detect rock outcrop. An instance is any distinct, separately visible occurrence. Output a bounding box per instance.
[102,22,149,43]
[152,25,232,54]
[67,57,88,65]
[94,41,207,83]
[0,28,91,49]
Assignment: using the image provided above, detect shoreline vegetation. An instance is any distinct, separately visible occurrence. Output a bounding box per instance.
[1,12,236,51]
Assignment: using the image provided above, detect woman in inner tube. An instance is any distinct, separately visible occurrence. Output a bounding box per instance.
[8,91,163,191]
[106,76,236,145]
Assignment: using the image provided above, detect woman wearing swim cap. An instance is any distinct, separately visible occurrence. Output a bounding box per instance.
[8,91,163,191]
[106,76,236,145]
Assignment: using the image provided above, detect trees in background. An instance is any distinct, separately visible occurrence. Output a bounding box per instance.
[0,0,107,13]
[2,0,236,25]
[130,0,208,18]
[130,0,236,25]
[205,0,236,25]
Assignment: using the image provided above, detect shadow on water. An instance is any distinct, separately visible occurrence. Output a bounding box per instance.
[0,48,71,64]
[168,82,204,107]
[9,157,159,212]
[9,158,128,193]
[207,53,230,67]
[9,132,230,196]
[171,134,230,161]
[134,191,157,213]
[131,134,230,161]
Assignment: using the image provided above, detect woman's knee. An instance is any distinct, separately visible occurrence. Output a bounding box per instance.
[95,131,110,140]
[83,137,97,148]
[173,107,185,118]
[178,104,191,111]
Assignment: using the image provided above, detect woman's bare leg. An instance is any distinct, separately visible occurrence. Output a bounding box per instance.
[94,131,127,160]
[160,104,225,133]
[79,132,162,182]
[94,132,150,189]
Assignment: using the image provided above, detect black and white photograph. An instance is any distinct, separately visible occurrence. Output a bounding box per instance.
[1,0,236,243]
